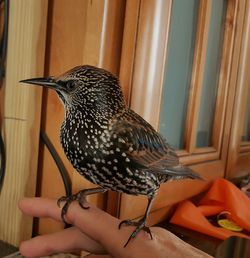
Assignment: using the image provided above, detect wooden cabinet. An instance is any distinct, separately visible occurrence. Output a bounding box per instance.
[1,0,250,245]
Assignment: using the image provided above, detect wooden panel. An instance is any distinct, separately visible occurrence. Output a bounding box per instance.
[210,0,238,151]
[119,0,141,103]
[185,0,212,153]
[129,0,172,128]
[221,0,246,167]
[38,0,126,235]
[226,0,250,178]
[0,0,48,246]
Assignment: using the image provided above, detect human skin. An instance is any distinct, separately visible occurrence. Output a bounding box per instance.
[18,197,213,258]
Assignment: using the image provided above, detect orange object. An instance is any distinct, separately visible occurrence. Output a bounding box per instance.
[170,178,250,240]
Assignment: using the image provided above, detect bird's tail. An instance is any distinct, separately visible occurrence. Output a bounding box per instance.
[165,165,204,180]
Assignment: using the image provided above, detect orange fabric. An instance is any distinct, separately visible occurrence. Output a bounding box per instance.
[170,178,250,240]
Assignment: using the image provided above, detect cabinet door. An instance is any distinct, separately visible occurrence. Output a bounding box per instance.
[115,0,247,224]
[226,0,250,178]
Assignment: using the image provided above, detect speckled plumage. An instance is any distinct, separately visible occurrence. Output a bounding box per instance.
[21,65,202,246]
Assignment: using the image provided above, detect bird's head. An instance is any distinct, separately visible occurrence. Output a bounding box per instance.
[20,65,126,116]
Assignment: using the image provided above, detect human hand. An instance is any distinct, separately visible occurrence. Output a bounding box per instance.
[19,197,212,258]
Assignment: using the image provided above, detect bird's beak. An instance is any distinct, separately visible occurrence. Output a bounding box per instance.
[19,77,60,90]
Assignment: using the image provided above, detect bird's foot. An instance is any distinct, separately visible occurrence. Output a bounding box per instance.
[57,190,90,224]
[57,187,107,224]
[119,219,153,247]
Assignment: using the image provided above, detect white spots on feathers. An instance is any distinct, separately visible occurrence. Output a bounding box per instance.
[129,146,134,152]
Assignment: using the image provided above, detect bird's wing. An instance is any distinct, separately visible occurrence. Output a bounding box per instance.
[110,110,201,180]
[109,110,186,177]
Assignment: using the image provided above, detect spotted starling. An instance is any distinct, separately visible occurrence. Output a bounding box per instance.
[20,65,202,246]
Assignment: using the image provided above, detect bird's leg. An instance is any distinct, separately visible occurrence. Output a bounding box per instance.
[57,187,107,223]
[119,194,155,247]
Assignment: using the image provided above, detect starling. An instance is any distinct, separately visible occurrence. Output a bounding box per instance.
[20,65,202,246]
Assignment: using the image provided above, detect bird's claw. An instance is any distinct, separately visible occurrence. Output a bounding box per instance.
[119,219,153,247]
[57,191,89,224]
[76,191,89,209]
[57,195,71,207]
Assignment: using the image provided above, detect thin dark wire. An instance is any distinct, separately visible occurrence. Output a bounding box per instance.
[0,0,9,78]
[40,131,72,197]
[0,0,9,192]
[0,131,5,192]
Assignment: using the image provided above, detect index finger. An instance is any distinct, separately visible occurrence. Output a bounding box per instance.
[19,197,62,221]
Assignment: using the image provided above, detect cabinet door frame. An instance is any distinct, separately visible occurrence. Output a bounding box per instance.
[226,0,250,178]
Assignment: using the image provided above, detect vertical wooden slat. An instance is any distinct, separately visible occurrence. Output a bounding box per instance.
[129,0,172,129]
[226,0,250,178]
[211,0,240,151]
[221,0,246,172]
[98,0,126,75]
[0,0,48,246]
[119,0,141,104]
[81,0,126,75]
[185,0,212,153]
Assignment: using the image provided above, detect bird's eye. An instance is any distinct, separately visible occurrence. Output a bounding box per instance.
[66,81,76,91]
